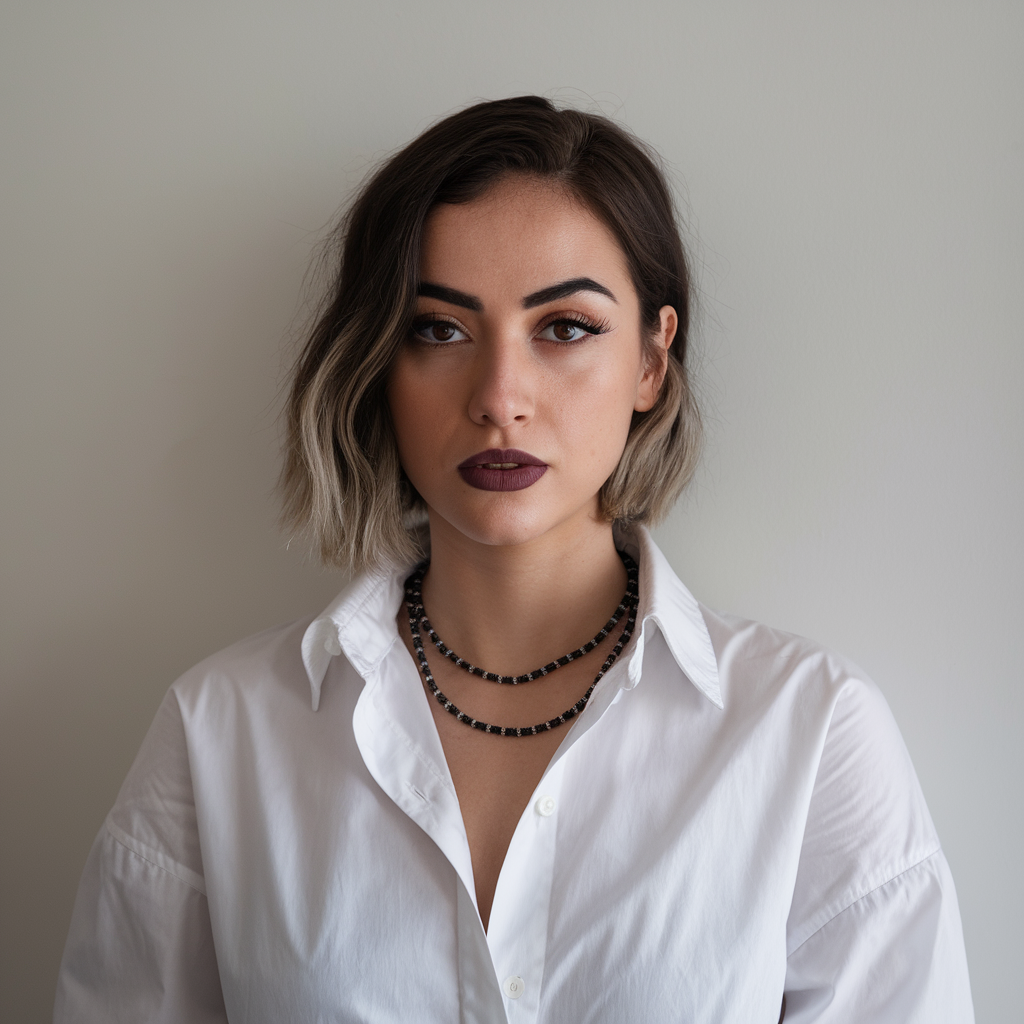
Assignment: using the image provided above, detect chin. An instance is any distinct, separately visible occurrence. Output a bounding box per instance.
[427,495,599,551]
[448,514,550,549]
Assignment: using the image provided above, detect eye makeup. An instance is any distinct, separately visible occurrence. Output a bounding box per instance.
[409,310,611,347]
[410,316,468,345]
[535,313,611,345]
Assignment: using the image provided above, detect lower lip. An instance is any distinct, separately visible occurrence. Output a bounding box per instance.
[458,464,548,491]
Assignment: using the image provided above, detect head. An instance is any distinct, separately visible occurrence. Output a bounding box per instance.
[282,95,701,572]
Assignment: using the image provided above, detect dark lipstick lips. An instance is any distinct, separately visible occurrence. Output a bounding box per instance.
[457,448,548,492]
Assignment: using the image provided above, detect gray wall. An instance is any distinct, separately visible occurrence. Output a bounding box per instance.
[1,2,1020,1020]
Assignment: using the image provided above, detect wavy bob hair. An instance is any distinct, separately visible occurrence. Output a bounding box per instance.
[282,95,701,573]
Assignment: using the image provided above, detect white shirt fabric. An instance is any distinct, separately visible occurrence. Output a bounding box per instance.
[54,527,974,1023]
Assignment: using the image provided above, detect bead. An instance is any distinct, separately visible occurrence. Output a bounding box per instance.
[403,552,638,737]
[408,551,637,687]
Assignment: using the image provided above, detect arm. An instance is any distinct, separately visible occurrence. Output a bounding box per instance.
[54,692,227,1023]
[783,849,972,1022]
[782,675,973,1022]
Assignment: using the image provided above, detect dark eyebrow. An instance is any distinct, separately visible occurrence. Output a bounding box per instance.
[417,276,616,313]
[417,282,483,312]
[522,277,617,309]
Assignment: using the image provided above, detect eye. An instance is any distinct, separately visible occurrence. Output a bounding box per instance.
[536,317,609,344]
[412,318,468,345]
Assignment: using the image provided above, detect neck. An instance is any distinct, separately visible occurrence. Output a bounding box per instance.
[418,512,630,677]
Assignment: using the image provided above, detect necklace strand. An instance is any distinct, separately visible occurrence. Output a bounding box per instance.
[403,554,639,737]
[404,551,638,685]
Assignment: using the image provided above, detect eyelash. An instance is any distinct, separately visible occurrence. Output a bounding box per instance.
[410,312,612,346]
[542,313,612,344]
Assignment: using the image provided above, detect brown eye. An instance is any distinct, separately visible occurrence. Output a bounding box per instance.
[538,318,605,343]
[412,319,467,344]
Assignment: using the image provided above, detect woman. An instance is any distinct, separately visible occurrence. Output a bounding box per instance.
[55,96,973,1022]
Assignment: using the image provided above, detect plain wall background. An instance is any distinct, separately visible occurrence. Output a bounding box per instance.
[1,2,1020,1020]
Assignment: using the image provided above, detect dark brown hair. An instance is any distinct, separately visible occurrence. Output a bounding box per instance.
[282,95,701,572]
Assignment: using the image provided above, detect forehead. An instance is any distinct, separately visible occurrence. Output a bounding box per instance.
[419,178,632,301]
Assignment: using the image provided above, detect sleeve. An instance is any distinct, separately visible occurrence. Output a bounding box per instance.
[782,675,974,1023]
[784,850,973,1022]
[53,690,228,1023]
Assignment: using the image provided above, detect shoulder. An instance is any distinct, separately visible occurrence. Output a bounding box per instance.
[703,605,864,693]
[698,604,900,743]
[698,605,940,908]
[105,617,320,872]
[703,606,932,817]
[168,615,316,719]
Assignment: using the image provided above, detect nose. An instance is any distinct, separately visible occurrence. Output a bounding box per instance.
[467,337,534,428]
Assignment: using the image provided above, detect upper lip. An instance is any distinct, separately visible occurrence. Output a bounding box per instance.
[458,448,547,468]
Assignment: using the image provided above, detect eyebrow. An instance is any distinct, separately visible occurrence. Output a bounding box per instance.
[416,282,483,311]
[416,276,617,313]
[522,277,617,308]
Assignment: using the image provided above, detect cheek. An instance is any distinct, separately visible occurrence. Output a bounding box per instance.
[388,355,468,509]
[551,355,640,471]
[387,359,431,463]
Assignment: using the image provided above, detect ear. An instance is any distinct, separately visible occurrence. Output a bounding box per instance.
[634,305,677,412]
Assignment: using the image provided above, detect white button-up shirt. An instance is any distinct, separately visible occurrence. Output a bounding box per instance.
[55,528,974,1022]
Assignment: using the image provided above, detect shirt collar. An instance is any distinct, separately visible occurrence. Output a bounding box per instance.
[621,525,723,709]
[301,525,722,712]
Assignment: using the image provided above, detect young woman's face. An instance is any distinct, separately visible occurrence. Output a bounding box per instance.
[388,176,675,551]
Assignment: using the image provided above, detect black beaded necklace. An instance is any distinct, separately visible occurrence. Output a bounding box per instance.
[403,551,639,737]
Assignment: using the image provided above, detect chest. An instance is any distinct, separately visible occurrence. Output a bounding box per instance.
[201,669,798,1024]
[193,635,806,1022]
[406,619,608,928]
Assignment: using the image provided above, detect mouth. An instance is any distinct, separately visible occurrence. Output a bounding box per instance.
[457,448,548,492]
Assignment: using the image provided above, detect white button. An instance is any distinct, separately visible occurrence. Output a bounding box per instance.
[535,795,556,817]
[323,635,341,656]
[502,975,525,999]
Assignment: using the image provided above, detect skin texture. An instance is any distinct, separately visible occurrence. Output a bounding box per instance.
[389,176,675,929]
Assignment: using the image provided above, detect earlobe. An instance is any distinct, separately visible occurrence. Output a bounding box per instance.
[634,305,677,413]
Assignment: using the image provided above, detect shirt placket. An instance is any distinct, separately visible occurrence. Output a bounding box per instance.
[483,757,566,1024]
[349,636,634,1023]
[351,643,512,1020]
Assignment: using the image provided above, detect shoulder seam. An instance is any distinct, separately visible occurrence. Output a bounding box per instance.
[104,818,207,896]
[787,845,942,958]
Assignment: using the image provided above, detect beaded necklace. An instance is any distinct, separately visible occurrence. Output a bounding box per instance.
[403,551,639,737]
